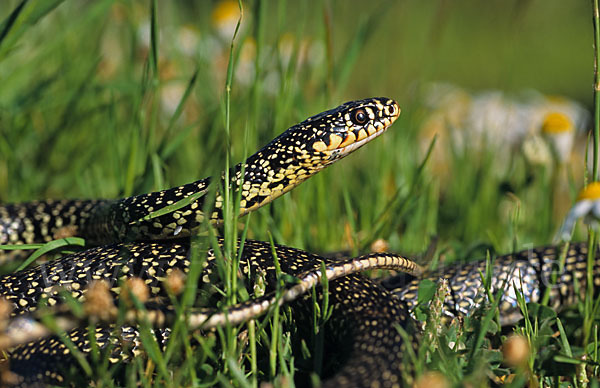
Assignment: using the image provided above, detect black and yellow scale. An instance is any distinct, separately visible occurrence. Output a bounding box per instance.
[0,97,597,387]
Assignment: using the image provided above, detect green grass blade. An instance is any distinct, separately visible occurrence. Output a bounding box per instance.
[15,237,85,271]
[0,0,27,47]
[135,188,207,223]
[0,0,66,60]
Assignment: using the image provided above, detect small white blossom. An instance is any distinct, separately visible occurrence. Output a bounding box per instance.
[211,0,244,42]
[558,182,600,241]
[541,112,575,163]
[521,134,552,166]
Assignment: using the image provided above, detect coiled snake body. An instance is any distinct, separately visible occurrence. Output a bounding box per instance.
[3,239,421,387]
[385,243,600,326]
[2,240,597,387]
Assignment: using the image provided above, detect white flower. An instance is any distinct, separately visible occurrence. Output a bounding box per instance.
[211,0,244,41]
[177,25,201,57]
[521,134,552,166]
[541,112,575,164]
[558,182,600,241]
[465,91,532,148]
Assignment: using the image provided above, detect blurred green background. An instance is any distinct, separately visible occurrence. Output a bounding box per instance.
[0,0,594,259]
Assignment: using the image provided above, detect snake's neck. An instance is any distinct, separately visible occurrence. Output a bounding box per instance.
[83,137,329,243]
[231,138,328,216]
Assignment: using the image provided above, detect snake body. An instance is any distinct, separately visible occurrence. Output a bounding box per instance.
[385,243,600,326]
[3,239,421,387]
[0,98,412,387]
[3,241,597,387]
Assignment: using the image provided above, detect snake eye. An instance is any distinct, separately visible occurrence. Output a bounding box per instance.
[352,109,368,125]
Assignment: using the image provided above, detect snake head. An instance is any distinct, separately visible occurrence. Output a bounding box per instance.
[305,97,400,160]
[238,97,400,213]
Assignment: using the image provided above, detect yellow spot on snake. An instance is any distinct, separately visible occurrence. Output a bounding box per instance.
[366,124,376,136]
[327,134,343,150]
[356,129,368,141]
[313,141,327,152]
[339,132,356,148]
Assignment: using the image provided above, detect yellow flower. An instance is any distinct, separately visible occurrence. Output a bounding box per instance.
[578,182,600,200]
[558,182,600,240]
[541,112,573,134]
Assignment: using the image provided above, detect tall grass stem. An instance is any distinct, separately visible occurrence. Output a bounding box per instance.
[592,0,600,180]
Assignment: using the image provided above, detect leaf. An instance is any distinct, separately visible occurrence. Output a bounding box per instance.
[417,278,437,304]
[556,318,573,358]
[553,355,583,365]
[16,237,85,271]
[281,274,301,285]
[0,0,67,60]
[134,188,208,223]
[527,302,557,322]
[0,243,44,250]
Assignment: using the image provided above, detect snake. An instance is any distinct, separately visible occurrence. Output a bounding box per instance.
[0,97,400,259]
[1,239,423,387]
[0,96,596,387]
[2,240,597,387]
[0,97,416,386]
[385,242,600,325]
[1,241,597,387]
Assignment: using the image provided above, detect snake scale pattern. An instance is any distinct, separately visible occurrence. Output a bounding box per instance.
[385,242,600,325]
[4,239,422,387]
